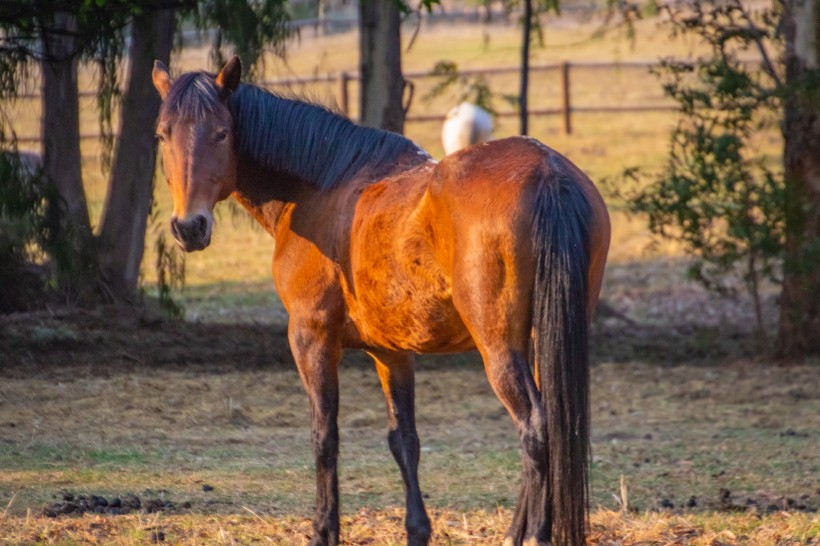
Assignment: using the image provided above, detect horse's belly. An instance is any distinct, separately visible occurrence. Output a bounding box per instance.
[346,272,474,354]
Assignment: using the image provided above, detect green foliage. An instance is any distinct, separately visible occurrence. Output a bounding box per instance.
[0,150,65,310]
[195,0,292,80]
[145,180,186,318]
[1,1,295,312]
[0,1,146,173]
[424,60,499,116]
[608,0,785,349]
[396,0,442,16]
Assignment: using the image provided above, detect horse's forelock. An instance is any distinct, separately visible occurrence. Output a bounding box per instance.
[161,71,221,121]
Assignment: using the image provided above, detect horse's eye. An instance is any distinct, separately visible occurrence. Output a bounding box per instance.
[156,133,166,143]
[216,130,228,143]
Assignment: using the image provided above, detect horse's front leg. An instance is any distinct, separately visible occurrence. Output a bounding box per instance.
[368,351,432,546]
[289,321,342,546]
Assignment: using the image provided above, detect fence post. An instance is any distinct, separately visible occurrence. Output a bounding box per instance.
[337,71,350,117]
[561,61,572,135]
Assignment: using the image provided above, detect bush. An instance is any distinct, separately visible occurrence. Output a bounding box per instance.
[607,0,785,351]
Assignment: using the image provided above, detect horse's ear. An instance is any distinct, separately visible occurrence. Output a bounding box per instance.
[215,56,242,100]
[153,60,172,99]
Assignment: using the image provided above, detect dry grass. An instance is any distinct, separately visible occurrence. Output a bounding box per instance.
[0,331,817,541]
[0,509,817,545]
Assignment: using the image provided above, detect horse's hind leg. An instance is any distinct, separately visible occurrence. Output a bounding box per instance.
[450,242,551,545]
[480,349,551,546]
[368,351,432,546]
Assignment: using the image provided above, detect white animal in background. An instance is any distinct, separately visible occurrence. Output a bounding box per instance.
[441,102,493,155]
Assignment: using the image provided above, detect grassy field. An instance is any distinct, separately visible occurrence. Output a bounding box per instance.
[0,308,818,544]
[2,14,815,546]
[0,252,817,544]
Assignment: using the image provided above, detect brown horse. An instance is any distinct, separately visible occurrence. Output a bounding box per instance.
[152,56,609,546]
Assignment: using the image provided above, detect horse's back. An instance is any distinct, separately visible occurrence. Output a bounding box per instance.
[432,136,608,244]
[427,137,571,270]
[433,136,596,202]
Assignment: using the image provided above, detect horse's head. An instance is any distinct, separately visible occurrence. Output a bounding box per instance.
[152,57,242,252]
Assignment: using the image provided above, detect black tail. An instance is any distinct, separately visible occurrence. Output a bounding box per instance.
[531,170,591,546]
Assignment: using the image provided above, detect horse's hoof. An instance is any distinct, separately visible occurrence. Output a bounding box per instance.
[522,538,551,546]
[503,538,516,546]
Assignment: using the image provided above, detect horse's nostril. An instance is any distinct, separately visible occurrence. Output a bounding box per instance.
[194,215,208,236]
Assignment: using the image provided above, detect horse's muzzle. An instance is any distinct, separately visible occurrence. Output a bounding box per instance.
[170,214,211,252]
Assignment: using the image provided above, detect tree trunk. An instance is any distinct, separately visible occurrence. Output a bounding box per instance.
[777,0,820,359]
[97,7,175,302]
[40,10,99,303]
[40,11,89,237]
[519,0,532,135]
[358,0,404,133]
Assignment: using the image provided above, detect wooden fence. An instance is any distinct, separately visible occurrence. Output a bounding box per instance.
[12,60,680,144]
[260,60,678,135]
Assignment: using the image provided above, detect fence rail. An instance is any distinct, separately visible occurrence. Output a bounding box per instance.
[10,59,698,144]
[260,60,681,133]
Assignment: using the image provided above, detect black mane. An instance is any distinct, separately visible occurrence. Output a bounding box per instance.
[162,72,428,189]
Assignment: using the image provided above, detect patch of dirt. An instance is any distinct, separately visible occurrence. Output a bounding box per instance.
[0,304,297,377]
[43,490,189,517]
[717,488,818,514]
[592,258,782,363]
[0,259,779,375]
[0,258,791,376]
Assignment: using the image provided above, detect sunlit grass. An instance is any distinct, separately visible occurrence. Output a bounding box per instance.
[0,509,816,545]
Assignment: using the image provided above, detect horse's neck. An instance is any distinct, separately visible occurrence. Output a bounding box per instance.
[230,87,431,190]
[232,146,432,235]
[232,160,302,236]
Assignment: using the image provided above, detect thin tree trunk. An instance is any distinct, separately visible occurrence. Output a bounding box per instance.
[359,0,404,133]
[483,0,493,23]
[41,11,89,237]
[519,0,531,135]
[98,7,175,301]
[777,0,820,359]
[747,251,770,355]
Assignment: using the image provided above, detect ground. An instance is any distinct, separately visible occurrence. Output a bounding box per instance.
[0,259,818,544]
